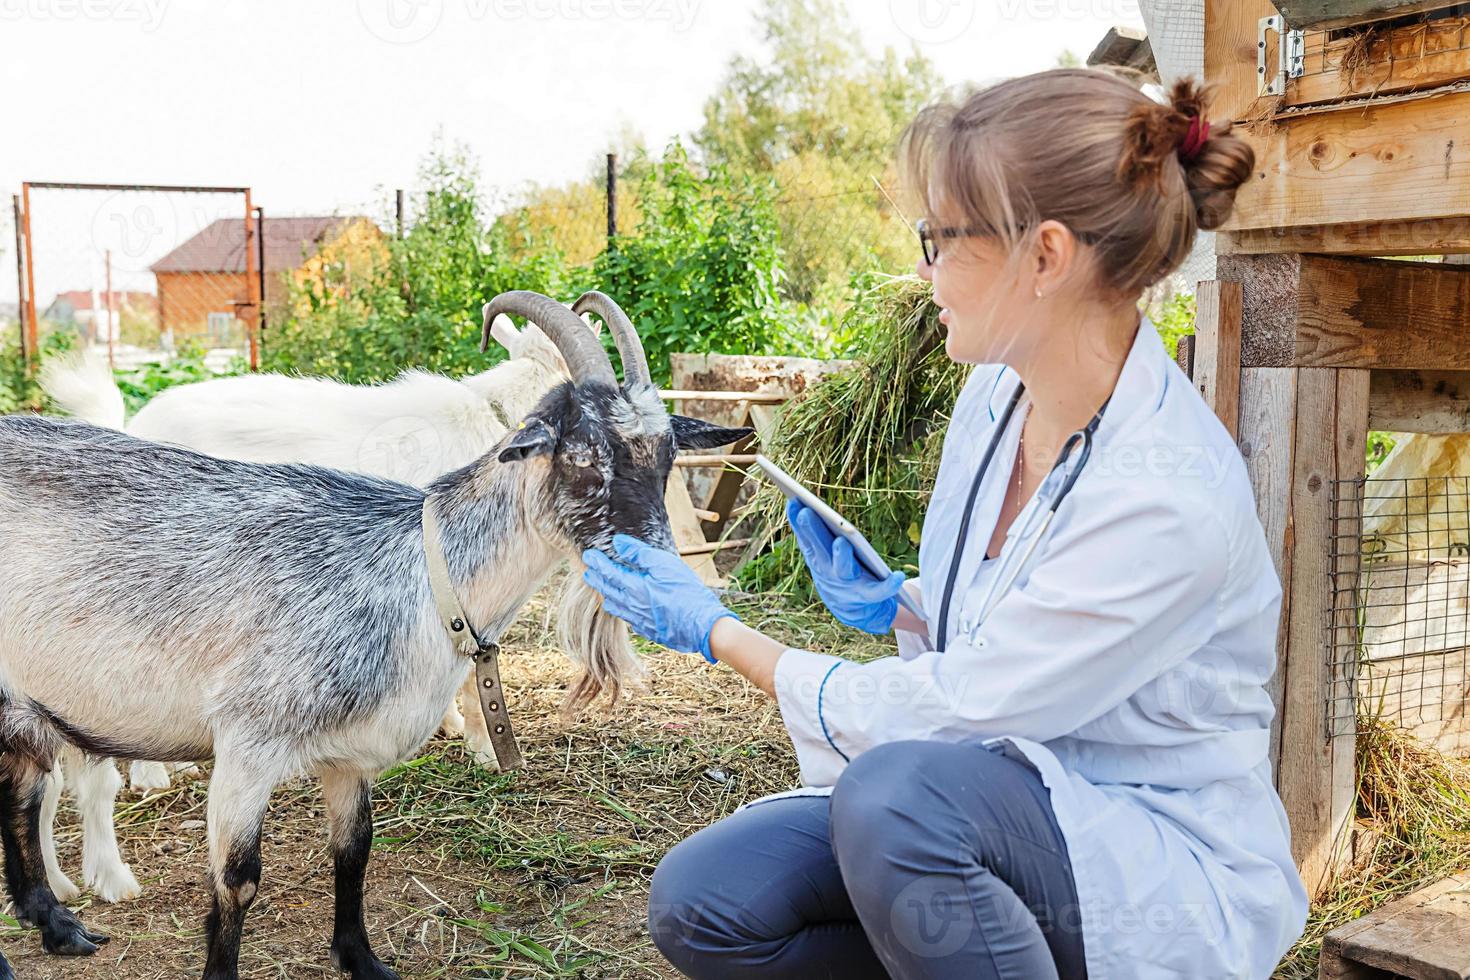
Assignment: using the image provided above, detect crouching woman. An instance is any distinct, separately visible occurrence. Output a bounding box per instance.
[581,68,1308,979]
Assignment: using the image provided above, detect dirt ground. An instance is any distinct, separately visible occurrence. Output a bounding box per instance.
[3,586,882,979]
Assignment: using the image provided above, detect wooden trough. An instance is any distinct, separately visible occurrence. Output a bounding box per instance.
[1319,872,1470,978]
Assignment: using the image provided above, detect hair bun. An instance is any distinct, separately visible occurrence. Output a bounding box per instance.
[1118,78,1254,231]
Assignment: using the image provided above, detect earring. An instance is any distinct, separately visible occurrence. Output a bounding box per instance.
[1034,286,1044,299]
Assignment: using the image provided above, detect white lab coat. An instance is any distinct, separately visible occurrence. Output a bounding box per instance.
[770,319,1309,979]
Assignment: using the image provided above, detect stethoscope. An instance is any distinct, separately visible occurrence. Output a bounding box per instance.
[934,378,1108,652]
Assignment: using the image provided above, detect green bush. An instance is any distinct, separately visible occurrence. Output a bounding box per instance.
[263,142,808,386]
[589,144,802,383]
[114,343,245,417]
[0,331,76,415]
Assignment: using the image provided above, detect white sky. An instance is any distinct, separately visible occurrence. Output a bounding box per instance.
[0,0,1144,305]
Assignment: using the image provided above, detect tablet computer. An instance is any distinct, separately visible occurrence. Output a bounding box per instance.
[755,454,925,620]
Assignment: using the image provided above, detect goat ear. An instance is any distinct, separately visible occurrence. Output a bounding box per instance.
[670,416,753,451]
[488,314,521,354]
[498,419,558,462]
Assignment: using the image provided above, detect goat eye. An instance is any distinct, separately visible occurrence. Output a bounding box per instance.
[571,451,595,468]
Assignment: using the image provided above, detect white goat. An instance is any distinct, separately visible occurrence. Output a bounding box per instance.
[34,308,621,904]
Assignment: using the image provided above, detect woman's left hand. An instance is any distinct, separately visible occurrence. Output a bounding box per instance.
[581,534,738,663]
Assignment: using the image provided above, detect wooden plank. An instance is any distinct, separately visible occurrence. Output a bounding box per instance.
[1290,15,1470,107]
[1193,280,1244,439]
[1276,0,1464,30]
[1220,217,1470,256]
[1239,367,1299,782]
[1086,25,1156,75]
[1228,91,1470,234]
[1205,0,1279,123]
[1278,367,1368,900]
[675,454,758,468]
[660,389,788,403]
[664,472,722,586]
[1219,253,1470,370]
[1321,873,1470,979]
[1370,369,1470,431]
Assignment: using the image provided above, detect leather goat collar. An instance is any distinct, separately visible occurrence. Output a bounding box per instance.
[421,497,524,771]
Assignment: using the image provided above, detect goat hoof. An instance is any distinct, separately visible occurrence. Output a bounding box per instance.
[330,943,399,979]
[440,708,466,737]
[85,861,142,903]
[128,760,172,794]
[38,905,108,955]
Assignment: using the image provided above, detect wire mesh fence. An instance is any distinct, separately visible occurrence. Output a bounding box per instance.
[1330,475,1470,755]
[18,183,257,372]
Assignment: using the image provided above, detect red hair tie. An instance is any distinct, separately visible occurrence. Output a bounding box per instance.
[1179,115,1210,161]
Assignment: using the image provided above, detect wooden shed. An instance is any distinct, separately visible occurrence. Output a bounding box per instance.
[1196,0,1470,907]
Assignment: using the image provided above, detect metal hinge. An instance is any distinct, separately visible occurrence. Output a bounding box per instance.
[1258,15,1306,97]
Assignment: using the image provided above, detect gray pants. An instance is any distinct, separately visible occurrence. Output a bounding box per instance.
[647,739,1087,979]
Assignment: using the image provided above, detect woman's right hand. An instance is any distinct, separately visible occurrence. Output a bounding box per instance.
[786,500,906,634]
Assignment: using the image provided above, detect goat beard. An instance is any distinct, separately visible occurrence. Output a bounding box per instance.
[557,567,646,717]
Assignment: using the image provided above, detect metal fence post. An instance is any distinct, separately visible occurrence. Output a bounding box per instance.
[255,206,267,344]
[606,152,618,243]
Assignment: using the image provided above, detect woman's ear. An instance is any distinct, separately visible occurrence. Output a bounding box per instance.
[1032,219,1079,298]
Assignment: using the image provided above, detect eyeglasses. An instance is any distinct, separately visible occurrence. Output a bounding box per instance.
[916,218,989,266]
[916,217,1101,265]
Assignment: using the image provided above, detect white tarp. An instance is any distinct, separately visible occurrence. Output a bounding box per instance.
[1358,434,1470,753]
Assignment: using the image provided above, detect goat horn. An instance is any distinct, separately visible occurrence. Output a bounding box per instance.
[571,291,651,388]
[481,291,615,386]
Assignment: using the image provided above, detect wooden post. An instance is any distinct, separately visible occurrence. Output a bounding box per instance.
[1192,280,1243,439]
[1228,252,1372,901]
[11,194,26,364]
[242,190,260,371]
[1240,364,1368,902]
[20,183,38,375]
[1238,368,1297,781]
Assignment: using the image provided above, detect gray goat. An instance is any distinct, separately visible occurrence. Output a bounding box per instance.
[0,291,747,980]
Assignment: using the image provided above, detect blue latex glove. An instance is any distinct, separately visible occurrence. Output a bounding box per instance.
[787,500,905,634]
[581,534,738,664]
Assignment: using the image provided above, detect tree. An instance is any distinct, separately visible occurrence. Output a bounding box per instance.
[695,0,945,307]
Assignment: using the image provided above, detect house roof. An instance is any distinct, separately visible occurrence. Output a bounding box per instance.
[150,215,371,274]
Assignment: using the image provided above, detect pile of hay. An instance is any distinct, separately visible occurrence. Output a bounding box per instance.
[735,274,967,597]
[1275,718,1470,978]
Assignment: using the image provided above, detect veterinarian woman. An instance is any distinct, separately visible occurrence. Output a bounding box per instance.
[581,68,1309,979]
